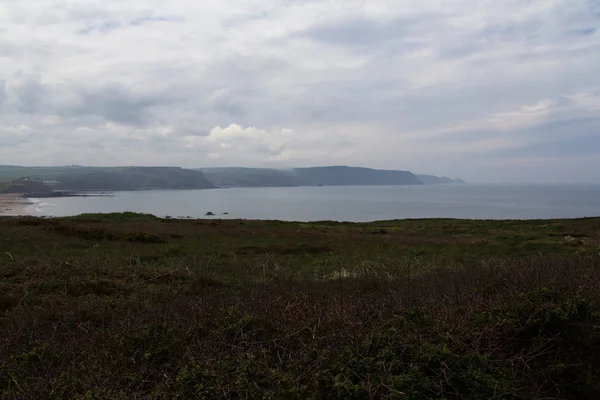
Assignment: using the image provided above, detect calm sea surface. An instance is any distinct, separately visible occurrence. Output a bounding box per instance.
[27,184,600,222]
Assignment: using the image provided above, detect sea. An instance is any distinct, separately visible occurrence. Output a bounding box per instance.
[22,184,600,222]
[26,184,600,222]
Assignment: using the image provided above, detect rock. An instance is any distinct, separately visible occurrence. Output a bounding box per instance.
[205,211,215,216]
[223,212,229,215]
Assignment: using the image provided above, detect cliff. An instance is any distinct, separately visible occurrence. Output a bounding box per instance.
[57,167,215,191]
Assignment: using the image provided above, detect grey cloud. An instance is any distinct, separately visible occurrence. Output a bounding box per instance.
[210,88,246,117]
[196,56,295,126]
[176,127,212,137]
[0,81,6,106]
[0,39,18,56]
[66,6,112,21]
[201,57,414,128]
[76,26,95,35]
[76,20,121,35]
[255,143,287,157]
[192,39,594,134]
[7,76,46,114]
[0,126,35,147]
[130,16,182,26]
[213,101,245,117]
[203,54,290,87]
[442,116,600,145]
[0,135,29,147]
[587,0,600,16]
[299,16,423,50]
[478,22,542,43]
[88,142,105,149]
[98,20,120,32]
[493,117,600,158]
[66,84,179,125]
[568,27,596,36]
[437,43,481,60]
[34,11,63,26]
[525,117,600,138]
[72,11,180,36]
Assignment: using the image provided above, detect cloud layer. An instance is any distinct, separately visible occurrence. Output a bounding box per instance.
[1,0,600,182]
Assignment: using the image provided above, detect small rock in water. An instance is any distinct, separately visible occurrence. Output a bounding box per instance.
[223,212,229,215]
[205,211,215,216]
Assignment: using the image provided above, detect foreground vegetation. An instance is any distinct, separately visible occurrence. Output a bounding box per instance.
[1,214,600,399]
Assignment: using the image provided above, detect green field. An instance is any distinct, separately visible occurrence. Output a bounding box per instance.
[0,166,125,181]
[1,214,600,398]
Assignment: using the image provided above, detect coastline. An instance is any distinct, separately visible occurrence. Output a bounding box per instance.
[0,193,35,216]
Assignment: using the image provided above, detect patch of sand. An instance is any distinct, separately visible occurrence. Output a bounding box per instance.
[0,193,34,216]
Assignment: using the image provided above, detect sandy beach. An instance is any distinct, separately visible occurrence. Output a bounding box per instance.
[0,193,34,215]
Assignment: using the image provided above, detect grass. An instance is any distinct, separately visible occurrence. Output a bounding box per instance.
[0,166,127,181]
[1,213,600,398]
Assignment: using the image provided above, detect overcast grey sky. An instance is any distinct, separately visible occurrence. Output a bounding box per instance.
[1,0,599,182]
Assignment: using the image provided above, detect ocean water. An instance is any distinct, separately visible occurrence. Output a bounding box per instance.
[27,184,600,222]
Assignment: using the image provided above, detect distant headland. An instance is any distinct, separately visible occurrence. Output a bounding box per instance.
[0,165,464,196]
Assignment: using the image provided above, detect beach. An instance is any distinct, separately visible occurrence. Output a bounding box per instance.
[0,193,33,215]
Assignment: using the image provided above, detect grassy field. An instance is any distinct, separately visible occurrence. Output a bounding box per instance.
[1,213,600,398]
[0,166,126,181]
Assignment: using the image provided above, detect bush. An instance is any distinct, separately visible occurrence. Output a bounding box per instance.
[124,232,167,244]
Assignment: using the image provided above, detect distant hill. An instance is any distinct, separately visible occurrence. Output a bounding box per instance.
[0,165,123,181]
[0,178,53,194]
[56,167,215,190]
[294,166,423,186]
[201,167,303,187]
[0,165,464,191]
[198,166,424,187]
[416,174,466,184]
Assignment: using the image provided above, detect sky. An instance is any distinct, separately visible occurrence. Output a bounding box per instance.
[1,0,600,183]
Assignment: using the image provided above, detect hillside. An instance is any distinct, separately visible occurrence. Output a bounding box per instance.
[0,179,11,191]
[0,166,464,191]
[198,166,426,187]
[201,167,303,187]
[0,165,124,181]
[56,167,215,190]
[0,178,53,194]
[295,166,423,186]
[416,174,466,184]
